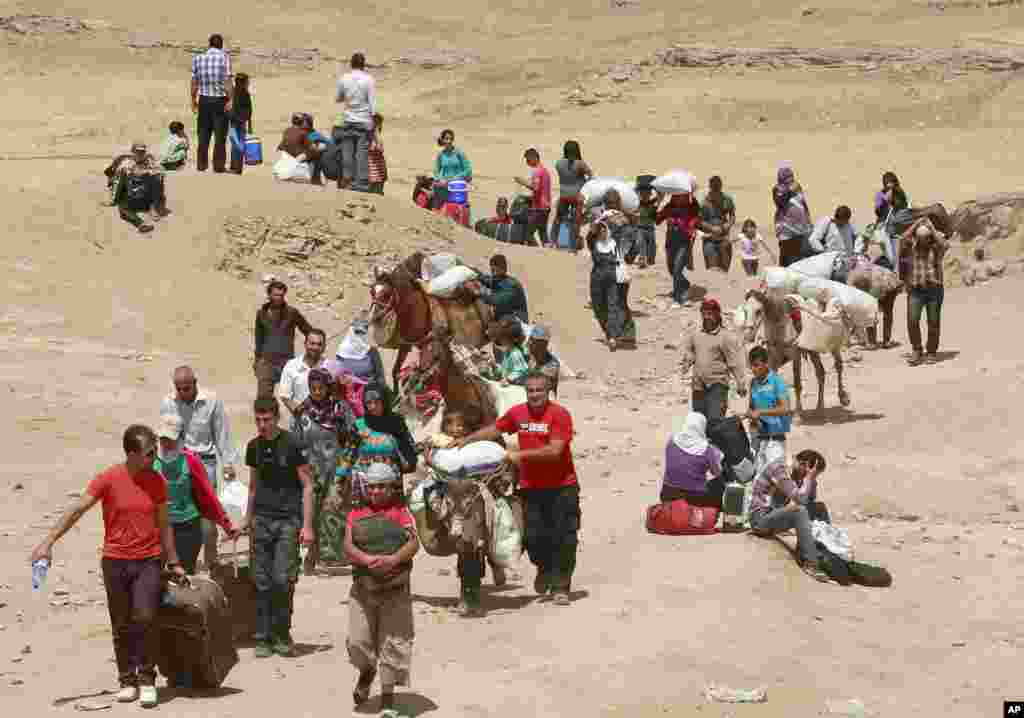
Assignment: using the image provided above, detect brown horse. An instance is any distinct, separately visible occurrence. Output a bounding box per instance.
[370,252,491,388]
[425,323,498,426]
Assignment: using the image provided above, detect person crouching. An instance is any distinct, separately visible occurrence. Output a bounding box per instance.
[345,462,419,715]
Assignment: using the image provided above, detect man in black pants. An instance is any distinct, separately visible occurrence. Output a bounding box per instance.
[190,34,233,173]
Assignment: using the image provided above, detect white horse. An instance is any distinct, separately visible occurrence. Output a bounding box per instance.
[732,288,850,416]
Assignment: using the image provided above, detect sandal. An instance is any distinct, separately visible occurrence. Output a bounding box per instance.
[353,669,376,705]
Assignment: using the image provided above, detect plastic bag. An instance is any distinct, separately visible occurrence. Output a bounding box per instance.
[459,441,507,476]
[488,497,523,567]
[218,480,248,527]
[580,177,640,212]
[811,520,854,561]
[271,151,312,183]
[795,276,878,329]
[790,295,848,353]
[426,265,477,298]
[787,251,842,280]
[652,170,696,196]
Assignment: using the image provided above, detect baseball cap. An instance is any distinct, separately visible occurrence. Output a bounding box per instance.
[157,415,182,440]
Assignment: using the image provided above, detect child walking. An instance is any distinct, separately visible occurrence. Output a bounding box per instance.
[229,73,254,174]
[345,462,419,718]
[734,218,775,277]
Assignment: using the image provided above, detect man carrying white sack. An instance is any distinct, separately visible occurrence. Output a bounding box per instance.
[454,371,580,606]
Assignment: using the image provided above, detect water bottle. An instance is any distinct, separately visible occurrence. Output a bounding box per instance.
[31,558,49,592]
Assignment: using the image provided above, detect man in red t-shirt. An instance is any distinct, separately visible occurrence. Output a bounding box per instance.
[456,371,580,605]
[515,148,552,248]
[30,424,185,708]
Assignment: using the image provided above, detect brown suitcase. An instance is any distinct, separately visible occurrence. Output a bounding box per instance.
[209,541,258,643]
[157,575,238,689]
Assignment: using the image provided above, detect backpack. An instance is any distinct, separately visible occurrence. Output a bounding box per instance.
[645,498,719,536]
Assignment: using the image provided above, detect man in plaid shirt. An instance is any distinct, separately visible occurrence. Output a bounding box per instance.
[190,34,233,173]
[899,220,948,365]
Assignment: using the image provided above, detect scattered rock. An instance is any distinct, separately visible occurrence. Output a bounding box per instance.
[12,483,24,491]
[9,677,24,686]
[655,44,1024,74]
[396,49,480,68]
[704,684,767,704]
[67,490,81,498]
[74,700,112,712]
[1007,503,1020,512]
[802,7,819,16]
[437,569,451,576]
[0,14,88,34]
[20,645,30,655]
[52,588,70,597]
[896,513,921,522]
[823,698,867,717]
[951,640,967,647]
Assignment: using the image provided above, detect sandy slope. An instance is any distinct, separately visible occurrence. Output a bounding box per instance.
[2,1,1024,715]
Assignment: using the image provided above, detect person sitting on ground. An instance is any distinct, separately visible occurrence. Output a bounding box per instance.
[112,142,170,234]
[432,129,472,209]
[279,112,323,184]
[470,254,529,323]
[412,175,434,209]
[679,297,747,422]
[526,325,560,397]
[367,113,387,195]
[344,462,419,713]
[733,218,776,277]
[159,121,190,171]
[659,412,726,508]
[748,449,831,583]
[808,205,859,255]
[302,113,333,148]
[697,175,737,271]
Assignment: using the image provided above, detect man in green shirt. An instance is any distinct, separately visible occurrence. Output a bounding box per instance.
[698,175,736,272]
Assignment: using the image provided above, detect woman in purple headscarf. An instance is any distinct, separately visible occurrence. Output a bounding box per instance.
[772,165,813,267]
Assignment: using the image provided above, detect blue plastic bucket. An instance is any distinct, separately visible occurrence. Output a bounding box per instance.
[244,137,263,165]
[447,179,468,205]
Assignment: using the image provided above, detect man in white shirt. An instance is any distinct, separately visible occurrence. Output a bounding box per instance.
[276,329,328,432]
[333,52,376,192]
[159,365,239,569]
[807,205,859,255]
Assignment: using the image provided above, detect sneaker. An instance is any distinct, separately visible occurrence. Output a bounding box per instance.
[139,685,158,708]
[254,641,273,658]
[116,685,139,703]
[925,352,938,364]
[272,636,296,657]
[552,591,571,606]
[803,563,832,584]
[138,224,154,234]
[908,351,924,366]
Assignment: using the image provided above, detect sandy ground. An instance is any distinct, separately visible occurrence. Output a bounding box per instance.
[1,1,1024,715]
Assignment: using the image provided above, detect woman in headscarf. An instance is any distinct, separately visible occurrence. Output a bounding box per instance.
[772,165,813,267]
[296,368,356,572]
[659,412,726,508]
[337,383,418,509]
[335,315,387,387]
[586,208,637,352]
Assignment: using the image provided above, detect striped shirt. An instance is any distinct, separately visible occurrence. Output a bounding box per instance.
[191,47,233,98]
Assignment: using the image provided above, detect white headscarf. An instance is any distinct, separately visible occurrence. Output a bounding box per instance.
[337,321,371,361]
[672,412,709,455]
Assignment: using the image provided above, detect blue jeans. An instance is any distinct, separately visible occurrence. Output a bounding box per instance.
[334,124,371,191]
[907,285,944,353]
[251,514,301,642]
[666,230,692,303]
[751,505,818,565]
[692,383,728,422]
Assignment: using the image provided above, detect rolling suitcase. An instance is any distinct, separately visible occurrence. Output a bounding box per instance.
[157,575,238,689]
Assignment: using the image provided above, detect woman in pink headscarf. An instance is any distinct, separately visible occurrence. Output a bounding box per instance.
[772,165,813,267]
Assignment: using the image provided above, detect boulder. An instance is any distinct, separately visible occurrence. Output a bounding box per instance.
[951,192,1024,242]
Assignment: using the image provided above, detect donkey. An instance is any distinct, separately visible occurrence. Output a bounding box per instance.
[734,288,850,415]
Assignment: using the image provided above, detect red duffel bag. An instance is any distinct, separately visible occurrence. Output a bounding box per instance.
[645,499,719,536]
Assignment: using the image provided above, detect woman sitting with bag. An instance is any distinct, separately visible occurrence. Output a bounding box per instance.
[659,413,726,508]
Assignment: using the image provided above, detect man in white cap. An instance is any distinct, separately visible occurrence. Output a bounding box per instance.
[159,365,239,572]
